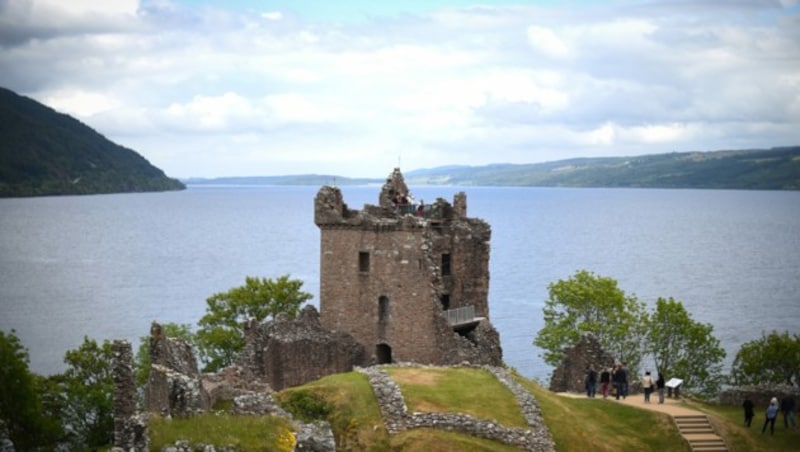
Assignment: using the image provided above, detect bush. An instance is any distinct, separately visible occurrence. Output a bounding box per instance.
[278,390,333,422]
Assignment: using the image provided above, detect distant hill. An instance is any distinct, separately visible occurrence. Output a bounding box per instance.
[402,147,800,190]
[187,147,800,190]
[183,174,381,186]
[0,86,184,197]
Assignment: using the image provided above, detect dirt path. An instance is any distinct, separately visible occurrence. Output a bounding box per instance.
[557,392,728,449]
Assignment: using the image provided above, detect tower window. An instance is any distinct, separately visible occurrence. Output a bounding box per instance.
[359,251,370,273]
[441,253,451,276]
[379,296,390,323]
[440,294,450,310]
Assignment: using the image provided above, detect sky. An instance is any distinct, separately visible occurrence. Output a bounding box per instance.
[1,0,799,178]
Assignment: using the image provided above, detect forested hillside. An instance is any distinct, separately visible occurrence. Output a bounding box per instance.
[0,87,184,197]
[403,147,800,190]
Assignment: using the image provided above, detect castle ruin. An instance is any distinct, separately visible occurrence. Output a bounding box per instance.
[314,168,502,367]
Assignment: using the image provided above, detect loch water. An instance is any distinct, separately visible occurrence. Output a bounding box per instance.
[1,185,798,383]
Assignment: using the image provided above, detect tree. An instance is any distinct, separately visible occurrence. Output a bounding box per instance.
[0,330,62,449]
[645,297,726,398]
[196,275,312,372]
[730,330,800,387]
[533,270,648,372]
[135,322,195,387]
[59,336,115,448]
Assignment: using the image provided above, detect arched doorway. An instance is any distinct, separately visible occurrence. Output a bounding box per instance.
[376,343,392,364]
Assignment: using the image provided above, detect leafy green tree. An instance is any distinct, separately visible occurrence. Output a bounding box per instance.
[59,336,115,449]
[645,297,726,398]
[533,270,648,372]
[196,275,312,372]
[730,330,800,387]
[135,322,195,387]
[0,330,62,449]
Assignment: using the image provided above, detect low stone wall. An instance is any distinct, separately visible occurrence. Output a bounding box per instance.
[358,364,555,451]
[717,384,800,408]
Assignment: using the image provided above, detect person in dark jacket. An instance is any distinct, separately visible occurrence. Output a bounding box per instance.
[781,395,797,429]
[585,364,598,397]
[656,373,666,404]
[600,367,611,399]
[742,398,755,427]
[613,363,628,400]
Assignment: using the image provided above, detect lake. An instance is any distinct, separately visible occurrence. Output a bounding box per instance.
[1,184,798,383]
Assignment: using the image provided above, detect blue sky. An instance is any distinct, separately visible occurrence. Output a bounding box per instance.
[1,0,798,178]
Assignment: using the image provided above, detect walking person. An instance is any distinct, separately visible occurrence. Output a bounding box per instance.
[762,397,780,435]
[585,364,597,397]
[618,362,629,399]
[600,367,611,399]
[656,372,665,404]
[781,395,797,429]
[641,371,654,403]
[743,398,754,427]
[613,364,622,400]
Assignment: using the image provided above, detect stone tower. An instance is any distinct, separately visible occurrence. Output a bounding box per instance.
[314,168,502,366]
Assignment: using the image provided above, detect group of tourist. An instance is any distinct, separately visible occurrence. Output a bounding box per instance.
[390,191,425,216]
[744,395,797,435]
[584,363,667,404]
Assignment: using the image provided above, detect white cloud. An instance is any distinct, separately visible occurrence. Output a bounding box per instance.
[261,11,283,21]
[0,1,797,177]
[43,89,121,117]
[526,25,572,59]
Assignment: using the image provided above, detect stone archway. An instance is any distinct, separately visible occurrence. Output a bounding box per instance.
[376,343,392,364]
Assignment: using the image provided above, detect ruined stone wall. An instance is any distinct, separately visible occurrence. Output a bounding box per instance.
[549,335,615,393]
[319,225,444,365]
[112,340,148,451]
[237,306,365,391]
[717,385,800,408]
[444,218,491,317]
[145,322,208,416]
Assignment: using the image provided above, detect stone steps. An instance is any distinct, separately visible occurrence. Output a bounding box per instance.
[685,437,729,452]
[674,415,728,452]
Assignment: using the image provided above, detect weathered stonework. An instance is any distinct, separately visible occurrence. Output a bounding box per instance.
[236,305,366,391]
[145,322,209,417]
[549,335,615,393]
[111,340,148,452]
[315,168,502,367]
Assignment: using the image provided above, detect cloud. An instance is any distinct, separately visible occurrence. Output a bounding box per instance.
[0,0,798,177]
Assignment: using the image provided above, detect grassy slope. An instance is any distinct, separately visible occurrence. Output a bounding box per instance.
[150,367,799,451]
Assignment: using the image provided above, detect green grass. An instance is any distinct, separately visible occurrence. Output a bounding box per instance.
[684,399,800,452]
[391,428,522,451]
[149,366,800,451]
[276,371,390,451]
[513,373,690,452]
[149,413,296,451]
[386,366,529,428]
